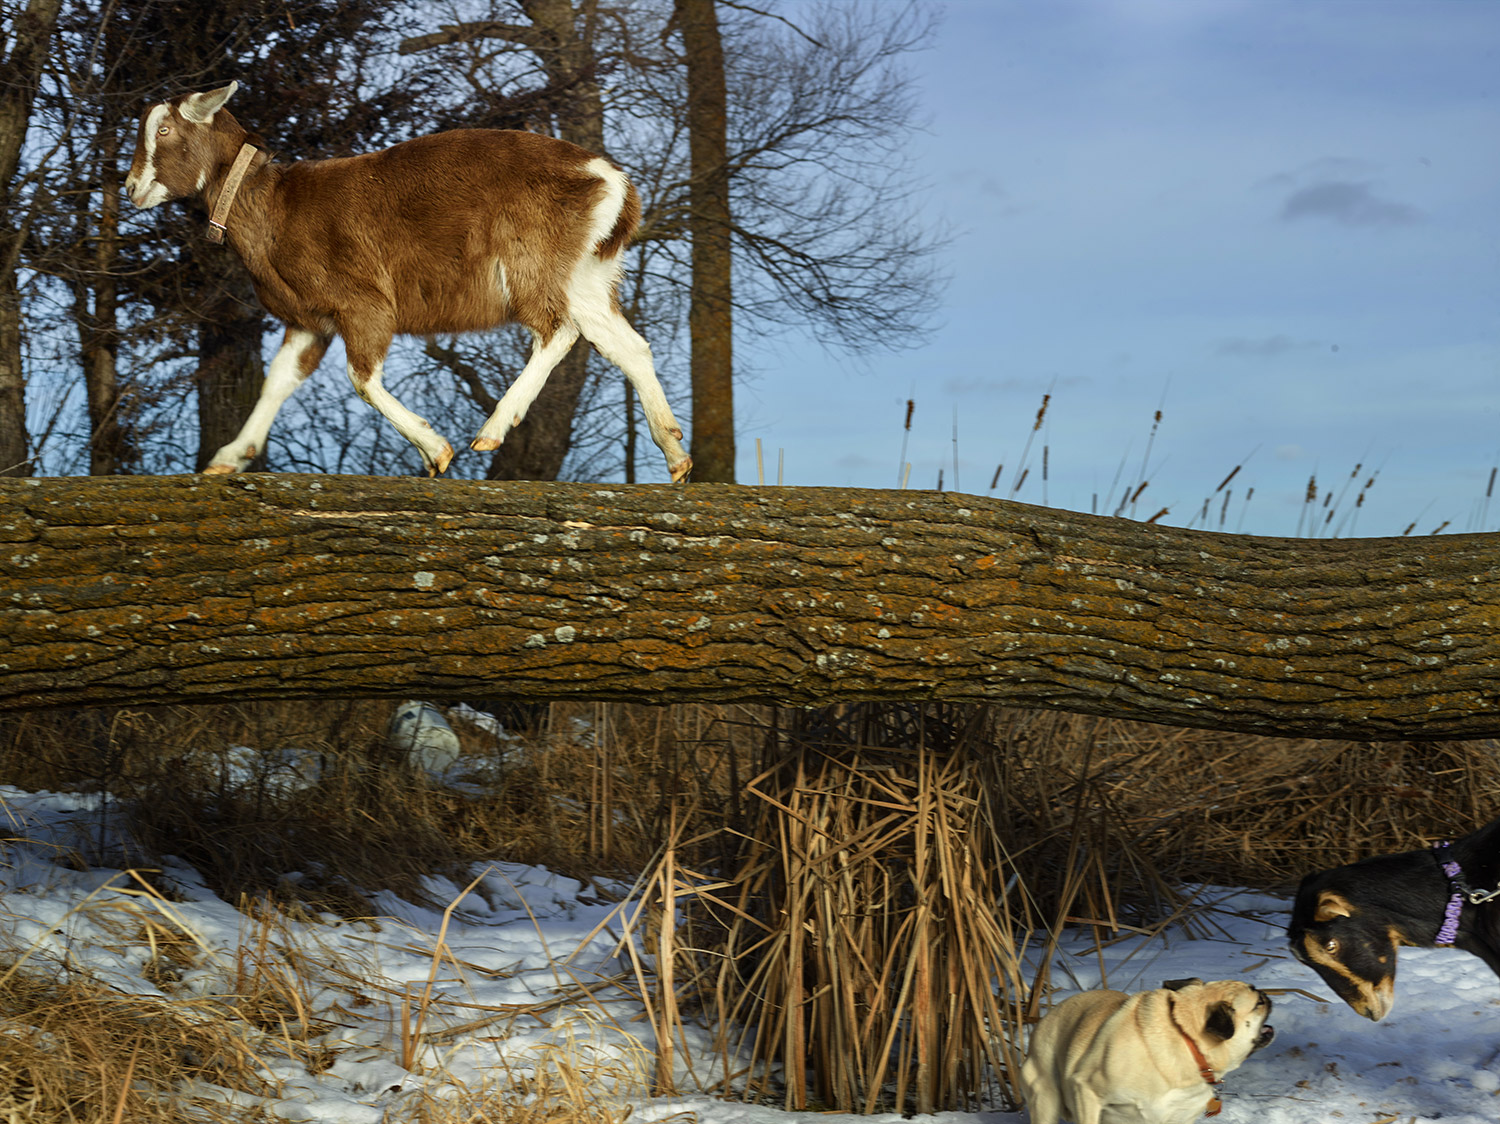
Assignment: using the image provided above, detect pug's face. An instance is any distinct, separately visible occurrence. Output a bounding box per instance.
[1163,977,1276,1068]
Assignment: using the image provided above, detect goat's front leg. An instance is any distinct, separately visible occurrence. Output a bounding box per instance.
[344,330,455,476]
[205,327,331,473]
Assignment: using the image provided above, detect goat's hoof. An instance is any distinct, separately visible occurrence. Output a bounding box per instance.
[669,456,693,484]
[469,436,501,452]
[203,463,238,475]
[431,443,455,476]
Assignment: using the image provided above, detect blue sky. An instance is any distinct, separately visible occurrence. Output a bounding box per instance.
[733,0,1500,538]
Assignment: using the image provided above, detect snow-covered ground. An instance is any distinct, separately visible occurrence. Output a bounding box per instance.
[2,783,1497,1123]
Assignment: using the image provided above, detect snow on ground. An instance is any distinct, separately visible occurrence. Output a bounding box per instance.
[2,783,1498,1123]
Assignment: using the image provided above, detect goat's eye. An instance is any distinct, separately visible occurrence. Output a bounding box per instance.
[157,125,170,136]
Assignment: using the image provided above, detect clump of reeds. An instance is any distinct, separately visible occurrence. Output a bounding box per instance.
[632,704,1195,1114]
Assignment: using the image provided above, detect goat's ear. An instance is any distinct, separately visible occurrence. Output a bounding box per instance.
[1314,891,1355,923]
[181,81,239,125]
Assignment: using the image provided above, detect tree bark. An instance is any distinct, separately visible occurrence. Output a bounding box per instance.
[676,0,735,483]
[0,0,64,477]
[1,474,1499,738]
[80,121,127,475]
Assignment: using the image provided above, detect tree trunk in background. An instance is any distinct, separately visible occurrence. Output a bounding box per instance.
[195,274,267,472]
[0,0,64,477]
[676,0,734,483]
[82,123,127,475]
[4,474,1500,742]
[406,0,608,482]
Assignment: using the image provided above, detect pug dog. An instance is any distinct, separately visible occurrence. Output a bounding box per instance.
[1019,977,1275,1124]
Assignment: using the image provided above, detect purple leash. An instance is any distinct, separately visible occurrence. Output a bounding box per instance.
[1434,844,1465,946]
[1433,841,1500,946]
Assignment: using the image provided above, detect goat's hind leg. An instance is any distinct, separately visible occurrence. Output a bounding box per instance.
[574,305,691,482]
[470,324,581,452]
[205,327,330,473]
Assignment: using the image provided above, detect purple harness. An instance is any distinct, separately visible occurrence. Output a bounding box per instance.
[1432,841,1500,946]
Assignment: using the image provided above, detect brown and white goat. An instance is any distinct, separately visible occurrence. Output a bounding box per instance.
[124,81,691,481]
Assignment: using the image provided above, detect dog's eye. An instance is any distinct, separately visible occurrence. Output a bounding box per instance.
[1323,937,1339,952]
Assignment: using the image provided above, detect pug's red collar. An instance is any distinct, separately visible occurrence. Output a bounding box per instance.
[1170,1018,1222,1117]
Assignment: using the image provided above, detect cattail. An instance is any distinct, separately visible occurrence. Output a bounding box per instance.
[904,399,914,430]
[1430,520,1450,535]
[1402,521,1417,536]
[989,464,1003,491]
[1014,467,1029,491]
[1215,464,1241,493]
[1488,467,1496,499]
[1146,506,1169,523]
[1305,475,1317,503]
[1033,394,1050,431]
[1130,480,1149,504]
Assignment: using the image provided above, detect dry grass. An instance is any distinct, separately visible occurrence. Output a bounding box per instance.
[2,697,1498,1119]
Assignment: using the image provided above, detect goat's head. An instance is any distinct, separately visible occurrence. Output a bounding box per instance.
[125,81,242,209]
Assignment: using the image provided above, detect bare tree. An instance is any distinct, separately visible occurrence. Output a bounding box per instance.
[399,0,622,482]
[720,1,943,354]
[673,0,733,481]
[0,0,63,476]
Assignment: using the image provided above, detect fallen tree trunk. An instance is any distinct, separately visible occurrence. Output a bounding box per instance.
[0,473,1496,738]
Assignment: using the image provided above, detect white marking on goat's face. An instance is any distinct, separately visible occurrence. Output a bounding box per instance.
[125,104,172,209]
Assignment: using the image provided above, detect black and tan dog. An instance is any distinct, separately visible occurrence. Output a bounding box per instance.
[1288,813,1500,1020]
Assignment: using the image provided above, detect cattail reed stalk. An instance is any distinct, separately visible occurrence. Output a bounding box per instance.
[898,399,914,488]
[1296,474,1318,538]
[1137,408,1162,494]
[1009,392,1050,496]
[1236,486,1255,534]
[952,407,961,494]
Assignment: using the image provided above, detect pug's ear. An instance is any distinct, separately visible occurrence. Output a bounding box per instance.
[1204,1001,1237,1042]
[1161,977,1204,992]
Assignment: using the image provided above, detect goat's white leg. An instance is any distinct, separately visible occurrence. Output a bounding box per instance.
[205,327,331,474]
[345,337,454,476]
[470,324,581,452]
[572,302,692,483]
